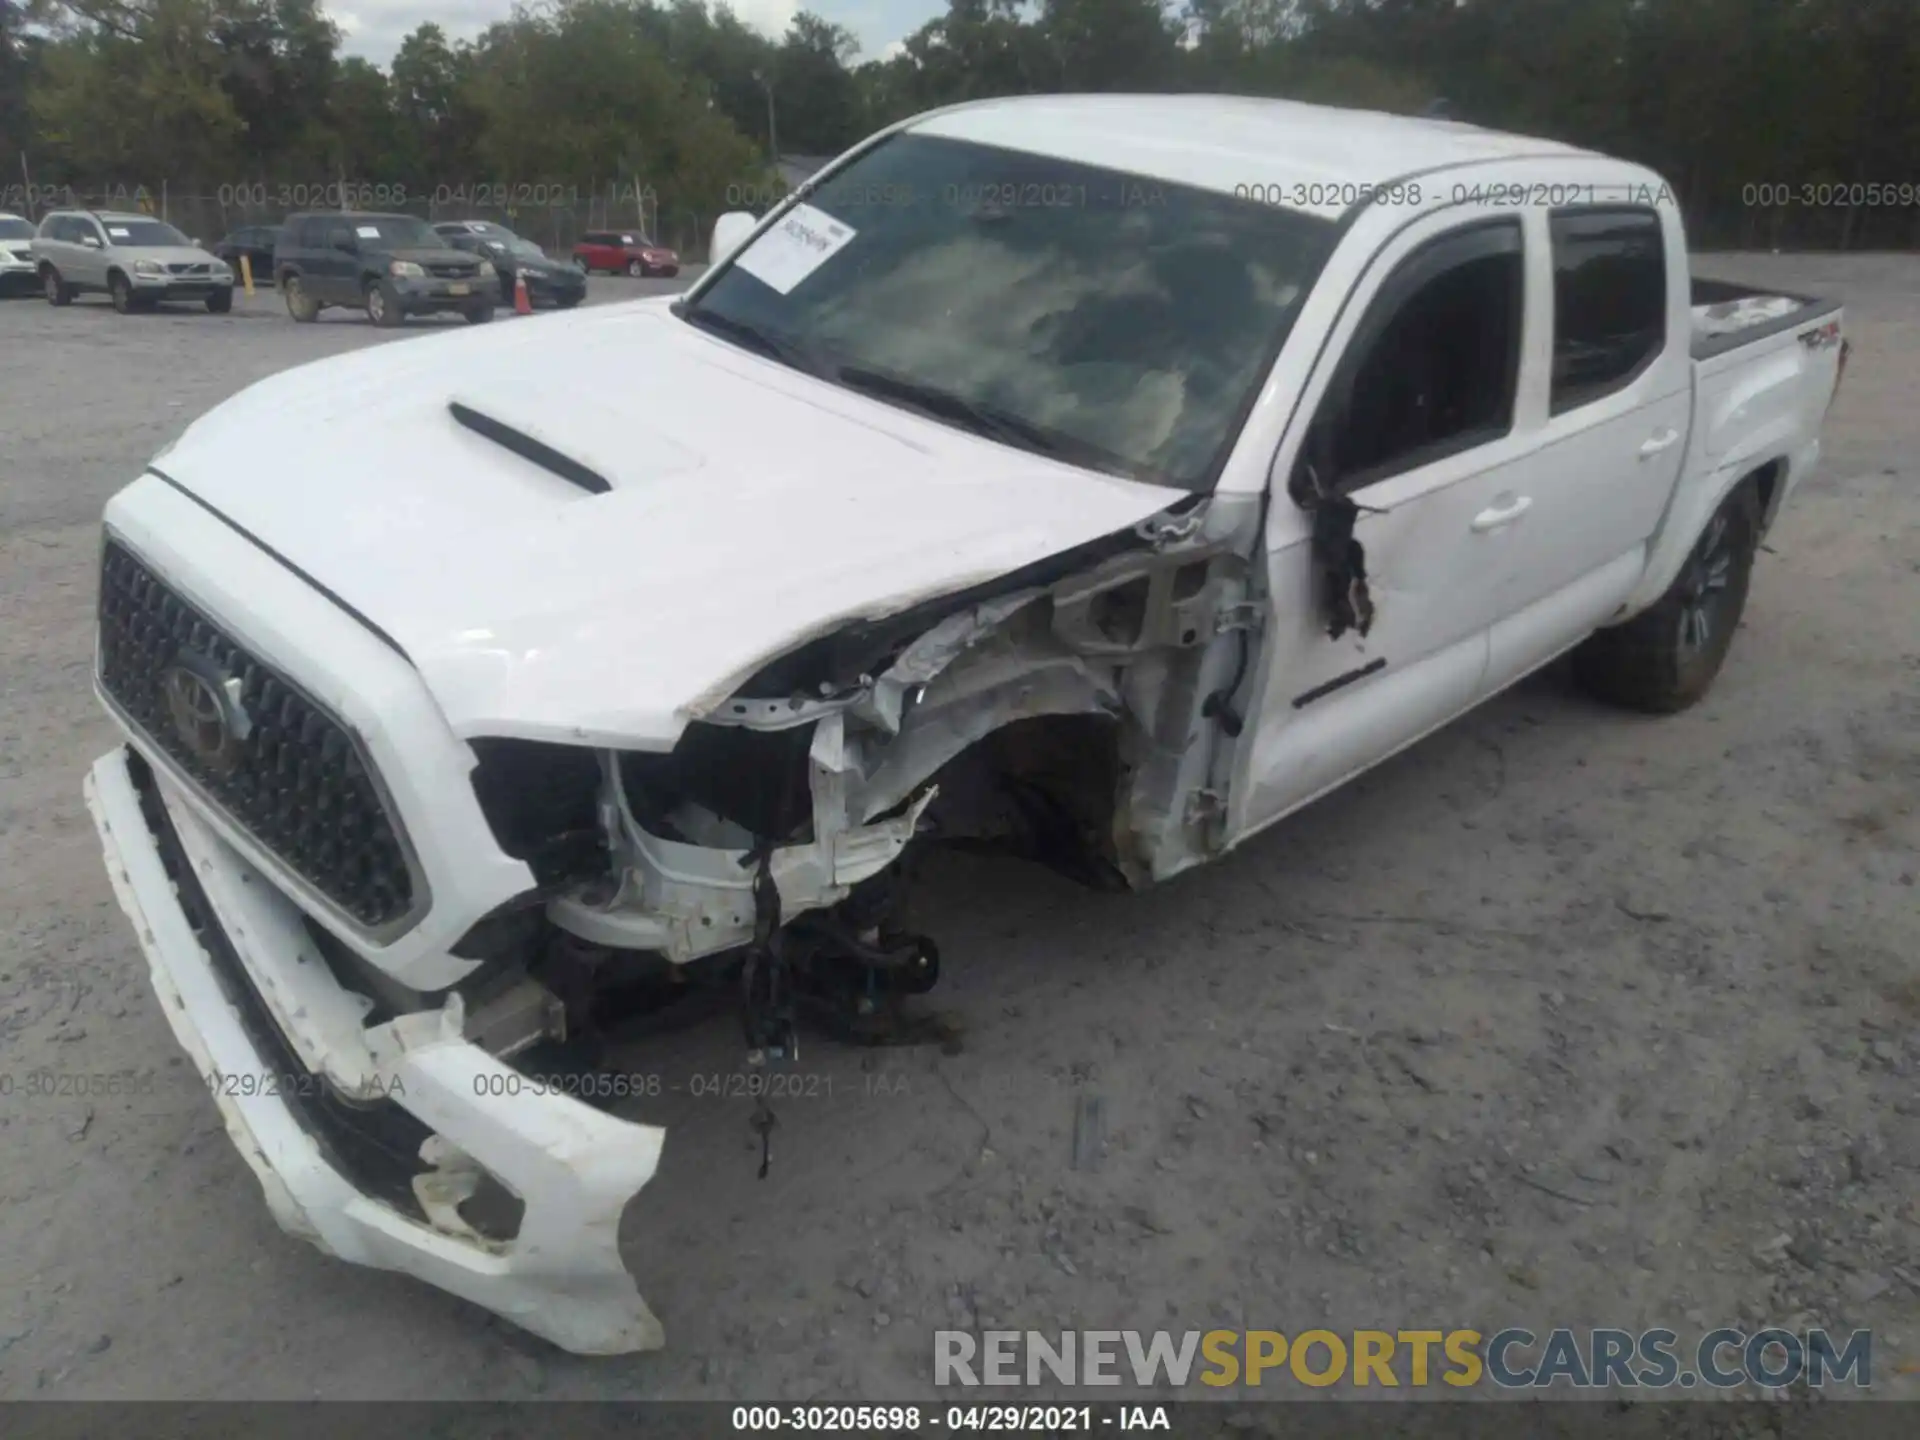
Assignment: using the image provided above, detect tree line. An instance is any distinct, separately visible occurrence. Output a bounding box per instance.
[3,0,1918,251]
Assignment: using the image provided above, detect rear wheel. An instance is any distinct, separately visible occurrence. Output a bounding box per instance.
[366,279,404,328]
[283,274,319,322]
[109,271,133,314]
[42,266,72,306]
[1572,482,1760,713]
[625,257,644,277]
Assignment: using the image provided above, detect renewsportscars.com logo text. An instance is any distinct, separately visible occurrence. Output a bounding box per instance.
[934,1328,1873,1390]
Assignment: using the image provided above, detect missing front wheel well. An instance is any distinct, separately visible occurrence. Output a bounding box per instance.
[917,713,1128,889]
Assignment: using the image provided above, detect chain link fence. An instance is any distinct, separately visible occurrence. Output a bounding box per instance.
[14,174,1920,255]
[4,181,728,261]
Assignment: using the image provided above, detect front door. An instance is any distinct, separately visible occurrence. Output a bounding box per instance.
[319,221,359,304]
[1232,212,1542,838]
[75,216,111,288]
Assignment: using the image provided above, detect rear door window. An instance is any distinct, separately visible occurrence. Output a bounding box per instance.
[1548,209,1667,413]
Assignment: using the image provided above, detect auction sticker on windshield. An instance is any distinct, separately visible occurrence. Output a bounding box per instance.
[734,202,856,296]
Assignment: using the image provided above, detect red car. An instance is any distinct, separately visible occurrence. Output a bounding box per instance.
[571,230,679,277]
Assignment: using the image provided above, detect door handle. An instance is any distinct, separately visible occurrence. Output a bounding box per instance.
[1470,495,1533,532]
[1638,428,1682,460]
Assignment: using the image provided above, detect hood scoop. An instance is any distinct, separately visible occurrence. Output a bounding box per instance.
[448,400,612,496]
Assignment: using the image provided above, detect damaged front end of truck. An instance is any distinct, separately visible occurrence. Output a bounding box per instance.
[86,477,1271,1356]
[461,485,1268,1090]
[435,491,1266,1339]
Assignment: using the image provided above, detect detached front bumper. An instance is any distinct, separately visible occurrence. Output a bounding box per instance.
[84,743,668,1354]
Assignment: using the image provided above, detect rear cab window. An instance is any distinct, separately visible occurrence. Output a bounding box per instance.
[1547,208,1667,413]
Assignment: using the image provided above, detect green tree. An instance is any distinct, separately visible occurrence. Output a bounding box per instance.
[772,12,862,154]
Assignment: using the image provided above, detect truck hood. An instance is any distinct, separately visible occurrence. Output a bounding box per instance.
[154,301,1185,746]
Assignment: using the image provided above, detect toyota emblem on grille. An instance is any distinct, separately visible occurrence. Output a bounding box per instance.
[161,654,252,773]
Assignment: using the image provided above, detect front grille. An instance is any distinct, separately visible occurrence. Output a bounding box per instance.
[427,262,476,279]
[168,262,209,275]
[97,540,417,931]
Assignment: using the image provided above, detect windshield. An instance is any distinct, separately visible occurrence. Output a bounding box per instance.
[349,216,442,247]
[495,236,546,259]
[684,133,1334,491]
[104,219,190,246]
[0,218,32,240]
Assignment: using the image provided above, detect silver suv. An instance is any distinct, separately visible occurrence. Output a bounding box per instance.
[32,210,234,313]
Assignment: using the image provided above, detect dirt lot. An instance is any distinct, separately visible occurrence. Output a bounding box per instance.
[0,255,1915,1403]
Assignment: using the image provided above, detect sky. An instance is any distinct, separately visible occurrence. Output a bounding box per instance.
[327,0,934,68]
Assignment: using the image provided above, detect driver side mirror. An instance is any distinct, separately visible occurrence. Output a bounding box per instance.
[709,211,757,264]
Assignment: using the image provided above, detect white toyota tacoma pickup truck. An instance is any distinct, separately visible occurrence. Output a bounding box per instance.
[83,95,1847,1353]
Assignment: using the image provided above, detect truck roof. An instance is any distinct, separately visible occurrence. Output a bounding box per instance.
[911,94,1600,220]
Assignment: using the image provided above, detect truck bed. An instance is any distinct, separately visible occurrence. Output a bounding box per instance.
[1690,276,1840,360]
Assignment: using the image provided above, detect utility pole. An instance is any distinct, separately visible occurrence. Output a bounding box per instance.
[752,69,778,172]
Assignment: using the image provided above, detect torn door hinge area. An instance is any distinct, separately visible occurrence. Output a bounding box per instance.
[1213,601,1264,636]
[1183,788,1227,830]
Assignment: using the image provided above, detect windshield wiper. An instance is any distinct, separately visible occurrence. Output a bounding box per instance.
[680,306,820,376]
[832,364,1064,458]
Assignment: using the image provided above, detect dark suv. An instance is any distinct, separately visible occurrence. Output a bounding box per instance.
[274,212,495,327]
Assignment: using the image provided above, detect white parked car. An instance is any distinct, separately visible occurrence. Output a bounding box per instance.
[0,210,37,294]
[83,95,1846,1353]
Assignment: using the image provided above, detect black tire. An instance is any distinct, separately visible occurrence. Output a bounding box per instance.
[366,279,404,328]
[283,274,319,322]
[42,266,72,306]
[205,288,233,314]
[109,271,133,314]
[464,302,494,325]
[625,258,644,277]
[1572,482,1761,714]
[556,294,583,309]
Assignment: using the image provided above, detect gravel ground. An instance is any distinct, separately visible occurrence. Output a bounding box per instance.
[0,255,1915,1403]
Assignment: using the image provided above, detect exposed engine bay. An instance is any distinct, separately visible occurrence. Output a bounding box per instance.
[374,491,1271,1170]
